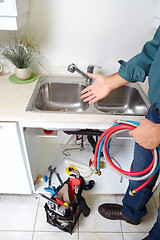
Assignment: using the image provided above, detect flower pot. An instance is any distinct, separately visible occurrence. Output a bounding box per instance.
[15,67,31,80]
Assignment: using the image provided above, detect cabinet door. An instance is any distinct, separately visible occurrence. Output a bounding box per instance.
[0,0,30,30]
[0,0,17,16]
[0,122,32,194]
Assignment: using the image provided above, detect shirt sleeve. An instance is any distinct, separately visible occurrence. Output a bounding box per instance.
[118,26,160,83]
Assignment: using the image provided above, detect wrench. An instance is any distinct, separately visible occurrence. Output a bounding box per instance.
[48,165,56,187]
[69,170,81,202]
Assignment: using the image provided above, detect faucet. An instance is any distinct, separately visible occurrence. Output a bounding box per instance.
[67,63,101,86]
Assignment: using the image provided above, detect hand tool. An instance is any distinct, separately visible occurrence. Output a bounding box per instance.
[48,165,56,187]
[44,186,57,197]
[44,166,63,195]
[48,166,63,186]
[54,168,63,185]
[66,166,77,176]
[35,193,69,216]
[44,166,57,196]
[55,194,69,210]
[69,170,81,202]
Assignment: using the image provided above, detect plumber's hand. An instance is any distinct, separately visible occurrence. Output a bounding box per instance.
[80,73,113,104]
[80,72,128,104]
[129,119,160,149]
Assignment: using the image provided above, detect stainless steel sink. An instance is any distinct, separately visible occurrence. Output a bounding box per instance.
[26,76,150,115]
[26,77,89,113]
[94,85,148,115]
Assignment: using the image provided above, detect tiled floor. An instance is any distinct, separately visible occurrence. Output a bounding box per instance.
[0,192,159,240]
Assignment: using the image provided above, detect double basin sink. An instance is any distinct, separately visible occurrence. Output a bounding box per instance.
[26,76,150,115]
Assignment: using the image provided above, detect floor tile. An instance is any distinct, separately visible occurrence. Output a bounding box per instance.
[33,231,78,240]
[79,194,122,232]
[79,232,123,240]
[0,231,33,240]
[123,233,148,240]
[0,194,39,231]
[117,195,157,233]
[34,196,78,232]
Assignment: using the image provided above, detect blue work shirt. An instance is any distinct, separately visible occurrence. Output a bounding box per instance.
[118,26,160,110]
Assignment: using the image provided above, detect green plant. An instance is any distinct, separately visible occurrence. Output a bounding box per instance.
[1,35,40,69]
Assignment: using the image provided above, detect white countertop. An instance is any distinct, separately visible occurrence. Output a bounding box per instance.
[0,74,146,129]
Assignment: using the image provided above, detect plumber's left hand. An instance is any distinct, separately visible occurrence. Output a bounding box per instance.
[129,118,160,149]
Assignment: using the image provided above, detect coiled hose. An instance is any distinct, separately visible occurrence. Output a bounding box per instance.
[94,120,160,196]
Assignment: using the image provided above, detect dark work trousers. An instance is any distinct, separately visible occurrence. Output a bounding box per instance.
[121,106,160,240]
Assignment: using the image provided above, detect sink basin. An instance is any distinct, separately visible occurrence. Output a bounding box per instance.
[26,76,150,115]
[27,81,89,112]
[94,85,148,115]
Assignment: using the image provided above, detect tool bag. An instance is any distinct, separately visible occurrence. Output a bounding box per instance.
[44,175,95,234]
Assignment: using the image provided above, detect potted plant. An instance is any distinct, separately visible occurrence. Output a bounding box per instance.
[1,35,40,80]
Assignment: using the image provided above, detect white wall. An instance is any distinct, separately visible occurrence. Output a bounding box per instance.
[27,0,158,76]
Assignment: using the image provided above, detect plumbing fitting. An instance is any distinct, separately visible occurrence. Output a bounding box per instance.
[87,64,101,73]
[63,135,85,156]
[129,189,136,196]
[97,169,101,176]
[93,166,99,175]
[86,64,101,86]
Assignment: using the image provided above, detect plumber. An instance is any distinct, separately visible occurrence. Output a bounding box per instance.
[80,26,160,240]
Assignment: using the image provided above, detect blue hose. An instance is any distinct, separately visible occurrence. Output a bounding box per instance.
[97,121,160,177]
[97,122,119,170]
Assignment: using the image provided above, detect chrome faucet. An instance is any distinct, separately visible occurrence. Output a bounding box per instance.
[67,63,101,86]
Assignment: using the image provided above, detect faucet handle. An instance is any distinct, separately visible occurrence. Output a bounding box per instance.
[87,64,101,73]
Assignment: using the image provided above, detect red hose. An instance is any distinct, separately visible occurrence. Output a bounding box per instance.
[94,124,133,168]
[134,175,155,193]
[94,123,156,195]
[103,125,155,176]
[94,124,154,175]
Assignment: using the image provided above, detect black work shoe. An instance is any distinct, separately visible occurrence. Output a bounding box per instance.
[142,236,149,240]
[98,203,141,225]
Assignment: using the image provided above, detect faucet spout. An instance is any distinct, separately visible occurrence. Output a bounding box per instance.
[67,63,89,81]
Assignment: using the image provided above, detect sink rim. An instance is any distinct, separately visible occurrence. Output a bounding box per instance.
[26,75,150,115]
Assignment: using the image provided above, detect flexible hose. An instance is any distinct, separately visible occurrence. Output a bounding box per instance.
[94,120,159,195]
[65,159,93,178]
[103,129,157,180]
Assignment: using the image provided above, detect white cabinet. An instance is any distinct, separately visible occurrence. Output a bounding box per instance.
[0,122,135,195]
[0,0,30,30]
[0,122,32,194]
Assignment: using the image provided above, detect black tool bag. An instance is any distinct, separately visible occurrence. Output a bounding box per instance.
[44,176,95,234]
